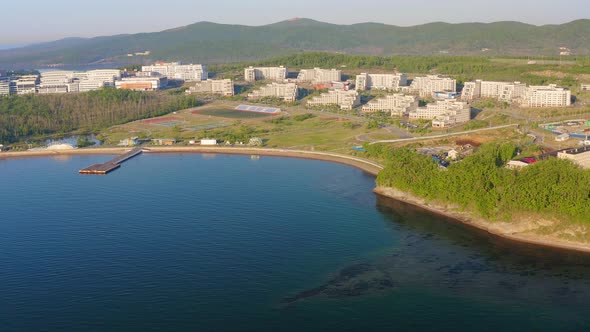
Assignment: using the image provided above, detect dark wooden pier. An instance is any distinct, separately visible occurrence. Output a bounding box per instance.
[79,148,143,175]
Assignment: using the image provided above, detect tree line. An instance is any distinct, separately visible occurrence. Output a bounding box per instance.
[0,88,202,143]
[367,143,590,223]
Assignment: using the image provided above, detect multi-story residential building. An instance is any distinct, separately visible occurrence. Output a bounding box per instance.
[355,73,408,91]
[461,81,480,100]
[361,94,419,116]
[557,147,590,169]
[0,78,9,96]
[297,68,341,84]
[409,100,471,128]
[247,83,298,102]
[244,66,287,82]
[142,62,207,82]
[73,69,121,92]
[581,84,590,91]
[14,75,39,95]
[115,75,168,91]
[307,90,361,110]
[187,79,234,96]
[38,71,75,94]
[521,85,571,108]
[406,75,456,97]
[462,80,526,102]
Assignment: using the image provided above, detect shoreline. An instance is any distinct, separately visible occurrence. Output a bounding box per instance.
[374,186,590,255]
[4,146,590,255]
[0,146,383,176]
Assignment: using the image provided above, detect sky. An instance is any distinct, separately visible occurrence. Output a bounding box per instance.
[3,0,589,44]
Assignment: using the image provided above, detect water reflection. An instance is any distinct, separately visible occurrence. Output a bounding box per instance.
[288,194,590,317]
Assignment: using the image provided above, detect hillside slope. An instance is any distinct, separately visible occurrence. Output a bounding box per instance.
[1,18,589,69]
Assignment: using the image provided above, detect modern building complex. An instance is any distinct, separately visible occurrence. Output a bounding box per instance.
[142,62,208,82]
[558,147,590,169]
[461,80,571,107]
[355,73,408,91]
[244,66,287,82]
[361,94,419,116]
[14,75,40,95]
[582,84,590,91]
[38,71,77,94]
[406,75,456,97]
[187,79,234,96]
[409,100,471,128]
[307,90,361,110]
[115,75,168,91]
[75,69,122,92]
[0,78,11,95]
[247,83,298,102]
[521,85,572,108]
[297,68,342,84]
[462,80,527,101]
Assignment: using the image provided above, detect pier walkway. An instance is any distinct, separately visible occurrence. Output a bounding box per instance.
[79,147,143,174]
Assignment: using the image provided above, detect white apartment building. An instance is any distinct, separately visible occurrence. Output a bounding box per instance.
[307,90,361,110]
[14,75,39,95]
[355,73,408,91]
[40,71,75,85]
[142,62,207,82]
[462,80,526,102]
[244,66,287,82]
[247,82,298,102]
[361,94,419,116]
[406,75,456,97]
[0,79,9,95]
[581,84,590,91]
[297,68,341,84]
[188,79,234,96]
[74,69,121,92]
[557,147,590,169]
[38,71,76,94]
[115,76,168,91]
[521,85,571,108]
[409,100,471,127]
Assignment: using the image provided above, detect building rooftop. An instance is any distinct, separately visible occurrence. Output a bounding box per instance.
[560,146,590,155]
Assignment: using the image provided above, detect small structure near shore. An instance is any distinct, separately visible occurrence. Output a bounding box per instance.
[200,139,217,146]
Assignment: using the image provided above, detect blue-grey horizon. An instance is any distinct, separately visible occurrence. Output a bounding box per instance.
[2,0,589,44]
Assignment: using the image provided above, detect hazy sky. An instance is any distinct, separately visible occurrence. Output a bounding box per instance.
[3,0,589,44]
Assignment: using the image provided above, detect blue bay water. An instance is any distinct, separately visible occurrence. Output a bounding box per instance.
[0,153,589,331]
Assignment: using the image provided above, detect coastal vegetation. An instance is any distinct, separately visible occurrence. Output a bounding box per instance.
[369,143,590,223]
[0,88,201,143]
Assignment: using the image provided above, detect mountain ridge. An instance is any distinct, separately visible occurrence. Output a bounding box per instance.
[0,18,588,69]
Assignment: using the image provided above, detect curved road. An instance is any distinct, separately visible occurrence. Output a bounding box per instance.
[368,124,519,145]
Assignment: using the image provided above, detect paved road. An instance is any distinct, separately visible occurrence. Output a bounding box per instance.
[369,124,519,145]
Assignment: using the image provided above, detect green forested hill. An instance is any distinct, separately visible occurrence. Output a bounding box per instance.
[1,18,589,69]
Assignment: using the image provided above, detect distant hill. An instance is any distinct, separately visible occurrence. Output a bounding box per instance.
[1,18,589,69]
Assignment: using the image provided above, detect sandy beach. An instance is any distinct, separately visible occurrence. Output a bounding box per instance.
[0,146,384,176]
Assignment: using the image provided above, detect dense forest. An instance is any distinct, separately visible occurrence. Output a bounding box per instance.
[0,89,201,143]
[367,143,590,223]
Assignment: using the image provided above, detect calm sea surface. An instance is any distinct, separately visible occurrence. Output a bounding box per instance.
[1,154,590,331]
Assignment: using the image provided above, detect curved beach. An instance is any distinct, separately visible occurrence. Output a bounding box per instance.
[0,146,384,176]
[3,146,590,255]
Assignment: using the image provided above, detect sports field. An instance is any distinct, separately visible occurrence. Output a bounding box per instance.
[194,109,272,119]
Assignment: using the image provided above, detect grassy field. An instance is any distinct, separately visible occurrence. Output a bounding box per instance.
[101,100,393,152]
[196,109,273,119]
